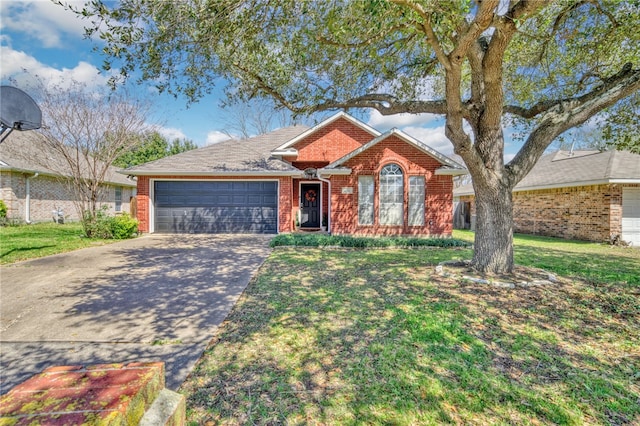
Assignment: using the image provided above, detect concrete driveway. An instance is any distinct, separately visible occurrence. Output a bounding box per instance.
[0,234,273,394]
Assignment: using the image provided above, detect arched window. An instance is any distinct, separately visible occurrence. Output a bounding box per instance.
[379,164,403,225]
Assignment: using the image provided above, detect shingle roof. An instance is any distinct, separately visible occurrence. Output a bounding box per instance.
[0,130,135,187]
[454,149,640,196]
[124,125,310,176]
[517,150,640,189]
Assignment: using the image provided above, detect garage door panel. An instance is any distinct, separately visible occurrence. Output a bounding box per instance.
[154,181,278,234]
[622,188,640,246]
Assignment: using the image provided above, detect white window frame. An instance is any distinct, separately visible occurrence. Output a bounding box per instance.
[408,176,425,226]
[115,186,122,212]
[379,164,404,226]
[358,175,374,225]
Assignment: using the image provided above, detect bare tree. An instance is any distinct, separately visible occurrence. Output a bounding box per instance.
[221,98,304,139]
[33,79,150,235]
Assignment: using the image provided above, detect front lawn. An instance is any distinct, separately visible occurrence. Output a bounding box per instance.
[454,230,639,285]
[182,235,639,425]
[0,222,114,264]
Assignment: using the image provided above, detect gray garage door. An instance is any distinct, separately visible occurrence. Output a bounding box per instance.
[154,181,278,233]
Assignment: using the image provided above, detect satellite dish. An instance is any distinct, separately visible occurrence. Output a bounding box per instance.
[0,86,42,143]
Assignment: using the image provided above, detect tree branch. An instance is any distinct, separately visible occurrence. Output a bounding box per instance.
[316,23,412,48]
[507,63,640,185]
[450,0,499,64]
[390,0,450,69]
[315,95,447,116]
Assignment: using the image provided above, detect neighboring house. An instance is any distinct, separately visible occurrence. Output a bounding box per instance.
[124,112,466,235]
[0,131,136,223]
[454,150,640,245]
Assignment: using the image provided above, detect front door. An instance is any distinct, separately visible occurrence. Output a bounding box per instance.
[300,183,320,228]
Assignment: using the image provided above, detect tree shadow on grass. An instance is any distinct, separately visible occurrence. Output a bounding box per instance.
[515,243,640,286]
[0,245,55,259]
[181,248,640,425]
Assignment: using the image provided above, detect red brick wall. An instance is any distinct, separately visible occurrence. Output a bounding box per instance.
[330,136,454,236]
[460,183,640,242]
[286,118,373,164]
[137,176,150,232]
[136,176,293,233]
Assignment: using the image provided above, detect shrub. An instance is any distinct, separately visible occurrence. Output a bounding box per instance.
[270,234,471,248]
[110,213,138,239]
[0,199,7,218]
[82,208,113,238]
[82,206,138,239]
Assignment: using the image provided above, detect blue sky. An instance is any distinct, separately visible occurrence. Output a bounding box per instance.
[1,0,517,159]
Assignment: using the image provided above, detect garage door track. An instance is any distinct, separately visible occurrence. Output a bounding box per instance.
[0,234,272,394]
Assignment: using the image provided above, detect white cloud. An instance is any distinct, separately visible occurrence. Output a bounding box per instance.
[206,130,231,145]
[0,46,108,90]
[368,110,440,130]
[401,125,454,155]
[0,1,88,48]
[157,126,188,141]
[504,153,516,164]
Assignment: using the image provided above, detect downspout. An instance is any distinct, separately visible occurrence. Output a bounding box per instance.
[25,172,39,224]
[316,172,331,234]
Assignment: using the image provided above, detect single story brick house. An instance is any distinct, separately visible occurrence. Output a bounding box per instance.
[454,150,640,245]
[123,112,466,235]
[0,131,136,223]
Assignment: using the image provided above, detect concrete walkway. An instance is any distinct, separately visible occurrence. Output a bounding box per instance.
[0,234,273,394]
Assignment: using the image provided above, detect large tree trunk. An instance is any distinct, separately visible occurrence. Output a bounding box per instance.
[472,178,514,274]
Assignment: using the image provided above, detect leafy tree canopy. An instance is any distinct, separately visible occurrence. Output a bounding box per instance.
[74,0,640,272]
[114,131,197,168]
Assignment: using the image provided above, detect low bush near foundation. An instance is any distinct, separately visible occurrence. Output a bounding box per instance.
[270,233,470,248]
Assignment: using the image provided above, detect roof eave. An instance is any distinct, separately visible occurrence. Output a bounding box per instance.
[435,167,468,176]
[124,170,305,177]
[3,165,135,187]
[271,149,299,156]
[318,167,352,176]
[455,178,640,197]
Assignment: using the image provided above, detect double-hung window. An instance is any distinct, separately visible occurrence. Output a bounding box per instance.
[408,176,425,226]
[358,176,374,225]
[115,186,122,212]
[379,164,403,225]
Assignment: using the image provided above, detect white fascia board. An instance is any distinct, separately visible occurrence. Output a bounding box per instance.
[435,167,468,176]
[324,128,466,173]
[124,170,305,177]
[458,178,640,197]
[3,165,135,187]
[271,148,299,156]
[515,179,640,192]
[318,167,352,176]
[272,111,381,152]
[609,179,640,184]
[389,129,465,170]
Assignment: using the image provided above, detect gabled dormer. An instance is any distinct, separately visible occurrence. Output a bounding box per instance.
[271,112,381,167]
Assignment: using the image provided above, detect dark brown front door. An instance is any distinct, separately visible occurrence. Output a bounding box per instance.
[300,183,320,228]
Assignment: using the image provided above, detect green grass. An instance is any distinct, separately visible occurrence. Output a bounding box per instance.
[454,230,640,285]
[181,236,639,425]
[0,222,115,264]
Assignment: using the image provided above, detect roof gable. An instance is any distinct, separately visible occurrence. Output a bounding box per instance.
[272,111,381,154]
[323,128,466,173]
